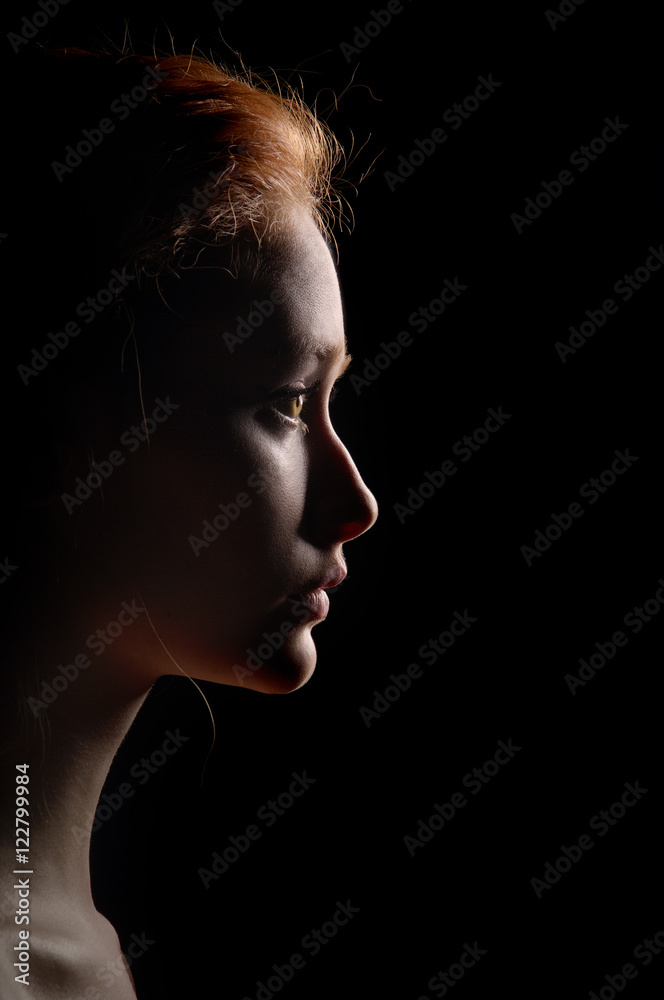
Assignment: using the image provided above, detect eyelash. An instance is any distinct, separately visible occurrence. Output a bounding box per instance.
[270,377,341,432]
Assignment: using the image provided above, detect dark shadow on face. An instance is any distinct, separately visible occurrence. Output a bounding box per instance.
[27,208,379,698]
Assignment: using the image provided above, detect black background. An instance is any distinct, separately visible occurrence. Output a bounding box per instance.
[2,0,663,997]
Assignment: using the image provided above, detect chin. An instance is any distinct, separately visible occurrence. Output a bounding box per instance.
[181,625,320,693]
[240,638,318,695]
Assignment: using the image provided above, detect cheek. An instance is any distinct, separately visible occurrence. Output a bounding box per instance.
[116,469,320,691]
[104,429,308,624]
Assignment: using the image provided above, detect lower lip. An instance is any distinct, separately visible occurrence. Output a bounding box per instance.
[288,589,330,621]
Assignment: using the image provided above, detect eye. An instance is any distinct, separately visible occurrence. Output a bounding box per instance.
[274,393,305,420]
[268,379,322,430]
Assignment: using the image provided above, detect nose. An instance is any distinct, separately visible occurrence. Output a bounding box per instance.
[307,426,378,547]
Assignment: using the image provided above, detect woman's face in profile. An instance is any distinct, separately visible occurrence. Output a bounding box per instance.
[71,208,378,694]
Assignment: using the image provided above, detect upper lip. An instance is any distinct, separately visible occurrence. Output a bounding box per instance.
[290,564,347,597]
[319,564,347,591]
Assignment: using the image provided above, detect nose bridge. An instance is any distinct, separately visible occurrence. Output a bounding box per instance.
[309,420,378,544]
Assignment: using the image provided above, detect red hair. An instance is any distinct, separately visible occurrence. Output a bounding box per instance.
[28,45,347,281]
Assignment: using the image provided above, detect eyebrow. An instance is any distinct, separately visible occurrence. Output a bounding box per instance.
[260,337,351,396]
[304,335,351,373]
[263,347,352,400]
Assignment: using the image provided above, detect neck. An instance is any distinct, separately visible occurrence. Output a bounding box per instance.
[0,640,150,918]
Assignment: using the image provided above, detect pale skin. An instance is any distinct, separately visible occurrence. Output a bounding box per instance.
[0,208,378,997]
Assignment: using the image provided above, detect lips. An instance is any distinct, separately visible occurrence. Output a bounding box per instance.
[287,564,347,620]
[289,563,347,599]
[288,589,330,620]
[318,564,347,592]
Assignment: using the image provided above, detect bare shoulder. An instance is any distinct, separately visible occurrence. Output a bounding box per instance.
[0,908,137,1000]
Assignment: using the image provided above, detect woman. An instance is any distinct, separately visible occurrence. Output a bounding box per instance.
[0,44,377,998]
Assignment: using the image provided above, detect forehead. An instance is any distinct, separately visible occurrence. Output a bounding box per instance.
[249,210,346,364]
[136,210,348,393]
